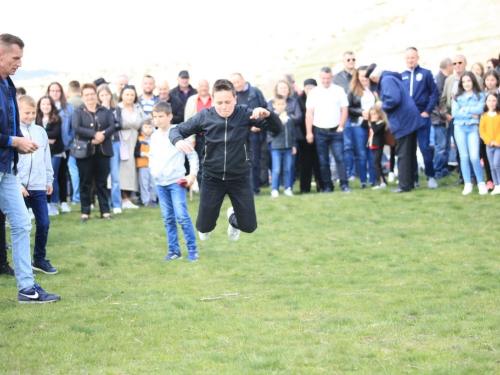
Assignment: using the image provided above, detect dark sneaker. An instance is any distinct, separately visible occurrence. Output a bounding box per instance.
[341,185,352,193]
[32,259,58,275]
[164,252,182,261]
[0,262,15,276]
[187,252,199,262]
[18,283,60,304]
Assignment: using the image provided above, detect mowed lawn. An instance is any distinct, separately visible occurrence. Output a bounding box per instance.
[1,174,499,374]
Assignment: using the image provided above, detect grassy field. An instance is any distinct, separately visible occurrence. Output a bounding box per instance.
[1,173,499,374]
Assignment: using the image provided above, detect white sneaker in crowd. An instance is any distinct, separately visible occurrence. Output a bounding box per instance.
[226,207,240,242]
[372,183,387,190]
[113,208,123,214]
[28,208,35,220]
[478,182,488,195]
[491,185,500,195]
[428,177,438,189]
[48,205,59,216]
[284,188,294,196]
[462,183,473,196]
[60,202,71,213]
[122,200,139,209]
[348,175,356,182]
[271,190,279,198]
[198,231,211,241]
[388,172,395,182]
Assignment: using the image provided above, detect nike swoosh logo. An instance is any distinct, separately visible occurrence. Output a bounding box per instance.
[19,291,39,299]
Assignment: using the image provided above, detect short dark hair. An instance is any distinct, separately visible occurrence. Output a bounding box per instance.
[17,87,26,95]
[0,33,24,50]
[320,66,332,75]
[406,46,418,52]
[81,83,97,93]
[68,80,81,92]
[152,101,172,115]
[212,79,236,97]
[274,94,286,102]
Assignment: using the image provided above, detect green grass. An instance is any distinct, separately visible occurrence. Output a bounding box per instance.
[1,173,500,374]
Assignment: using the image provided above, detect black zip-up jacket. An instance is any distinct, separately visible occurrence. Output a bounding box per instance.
[45,119,65,155]
[72,104,115,157]
[370,121,386,148]
[169,105,281,180]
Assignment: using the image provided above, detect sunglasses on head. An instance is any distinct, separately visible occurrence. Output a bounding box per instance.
[123,84,135,89]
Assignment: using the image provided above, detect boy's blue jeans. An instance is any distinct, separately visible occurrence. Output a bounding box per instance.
[50,156,62,205]
[24,190,50,262]
[271,148,292,191]
[0,170,34,291]
[157,183,197,254]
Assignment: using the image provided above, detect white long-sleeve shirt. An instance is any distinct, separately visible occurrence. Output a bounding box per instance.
[17,122,54,190]
[149,127,198,186]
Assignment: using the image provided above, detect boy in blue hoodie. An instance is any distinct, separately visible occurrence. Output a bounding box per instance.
[17,95,57,274]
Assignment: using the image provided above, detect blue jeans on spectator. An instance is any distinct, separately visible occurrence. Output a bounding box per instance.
[109,141,121,209]
[454,124,483,184]
[352,125,375,185]
[433,124,451,178]
[157,183,197,254]
[249,131,262,194]
[0,170,34,291]
[67,155,80,203]
[314,126,348,190]
[271,148,292,191]
[24,190,50,262]
[414,117,435,182]
[50,156,62,205]
[343,119,355,178]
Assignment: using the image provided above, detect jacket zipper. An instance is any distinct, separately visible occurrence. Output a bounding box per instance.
[223,118,228,180]
[203,145,207,164]
[409,70,414,97]
[244,144,248,162]
[285,121,289,148]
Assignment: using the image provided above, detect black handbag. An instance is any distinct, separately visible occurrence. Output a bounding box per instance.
[71,138,91,159]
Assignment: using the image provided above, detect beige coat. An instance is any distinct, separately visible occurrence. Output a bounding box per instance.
[118,102,147,191]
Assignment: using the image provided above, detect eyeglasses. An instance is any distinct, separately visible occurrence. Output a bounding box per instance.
[453,62,463,65]
[347,58,356,62]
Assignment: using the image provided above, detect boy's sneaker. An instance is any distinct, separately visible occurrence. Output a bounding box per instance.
[164,252,182,261]
[60,202,71,213]
[198,231,211,241]
[0,262,15,276]
[32,259,58,275]
[284,188,294,196]
[462,183,473,195]
[478,182,488,195]
[187,251,199,262]
[18,283,60,304]
[271,190,279,198]
[428,177,438,189]
[227,207,240,242]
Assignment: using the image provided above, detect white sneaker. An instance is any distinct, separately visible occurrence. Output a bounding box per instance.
[60,202,71,213]
[478,182,488,195]
[348,175,356,182]
[462,183,473,195]
[48,205,59,216]
[372,183,387,190]
[226,207,240,242]
[28,208,35,220]
[428,177,438,189]
[271,190,279,198]
[113,207,123,214]
[198,231,211,241]
[491,185,500,195]
[122,200,139,209]
[388,172,395,182]
[284,188,294,196]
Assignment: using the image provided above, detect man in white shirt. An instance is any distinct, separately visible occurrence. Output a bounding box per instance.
[305,67,351,192]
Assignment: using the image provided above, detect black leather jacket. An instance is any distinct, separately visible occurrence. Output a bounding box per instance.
[72,104,115,157]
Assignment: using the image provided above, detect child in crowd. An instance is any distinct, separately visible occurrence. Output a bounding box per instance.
[170,79,281,242]
[36,95,64,216]
[368,105,388,189]
[269,94,296,197]
[135,119,157,206]
[479,93,500,195]
[17,95,58,274]
[150,101,199,261]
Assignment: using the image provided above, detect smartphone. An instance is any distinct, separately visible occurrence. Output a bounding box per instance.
[177,178,188,187]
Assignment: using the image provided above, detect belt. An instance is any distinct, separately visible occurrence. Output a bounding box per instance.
[314,125,339,132]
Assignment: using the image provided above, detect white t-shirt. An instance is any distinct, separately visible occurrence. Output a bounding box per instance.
[306,83,349,128]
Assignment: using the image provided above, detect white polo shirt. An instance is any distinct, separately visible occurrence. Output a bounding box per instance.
[306,83,349,128]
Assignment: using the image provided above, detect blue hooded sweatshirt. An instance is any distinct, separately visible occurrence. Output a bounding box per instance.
[378,71,422,140]
[401,65,440,115]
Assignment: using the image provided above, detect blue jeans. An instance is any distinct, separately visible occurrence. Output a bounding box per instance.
[352,125,375,185]
[109,141,121,208]
[157,183,197,253]
[432,125,451,178]
[24,190,50,262]
[271,148,292,191]
[486,146,500,185]
[314,127,348,190]
[454,124,484,184]
[67,155,80,203]
[50,156,62,205]
[414,117,435,181]
[0,170,34,290]
[343,120,355,178]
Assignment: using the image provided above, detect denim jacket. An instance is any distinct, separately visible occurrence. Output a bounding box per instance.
[0,77,20,173]
[451,92,486,126]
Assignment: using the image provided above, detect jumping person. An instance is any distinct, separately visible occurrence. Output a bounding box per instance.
[169,79,281,242]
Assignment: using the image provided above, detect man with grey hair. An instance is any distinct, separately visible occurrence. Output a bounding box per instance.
[113,74,129,102]
[306,67,351,193]
[0,33,60,303]
[432,57,453,178]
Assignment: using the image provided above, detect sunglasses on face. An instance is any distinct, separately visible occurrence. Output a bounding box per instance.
[347,58,356,62]
[453,62,463,65]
